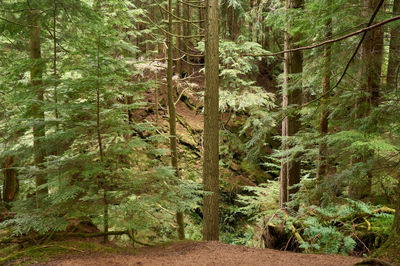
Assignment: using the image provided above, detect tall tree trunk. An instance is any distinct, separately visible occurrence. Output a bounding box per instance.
[203,0,219,241]
[317,13,332,182]
[94,0,108,243]
[29,9,47,202]
[279,0,303,208]
[3,156,18,205]
[168,0,185,240]
[387,0,400,90]
[350,0,383,200]
[53,0,59,133]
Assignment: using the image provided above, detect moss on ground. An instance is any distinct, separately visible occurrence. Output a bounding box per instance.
[0,240,136,265]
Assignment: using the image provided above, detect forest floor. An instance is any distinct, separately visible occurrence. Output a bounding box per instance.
[40,241,365,266]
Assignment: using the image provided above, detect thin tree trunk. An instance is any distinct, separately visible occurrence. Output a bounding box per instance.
[176,1,182,77]
[94,0,108,242]
[29,9,47,204]
[168,0,185,240]
[279,0,303,208]
[203,0,219,241]
[155,72,159,126]
[96,39,108,243]
[53,0,59,133]
[387,0,400,90]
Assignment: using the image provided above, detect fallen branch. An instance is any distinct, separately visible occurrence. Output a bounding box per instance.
[374,207,395,214]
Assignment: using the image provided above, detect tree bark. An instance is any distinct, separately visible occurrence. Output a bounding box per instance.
[387,0,400,90]
[203,0,219,241]
[29,9,47,201]
[279,0,303,208]
[168,0,185,240]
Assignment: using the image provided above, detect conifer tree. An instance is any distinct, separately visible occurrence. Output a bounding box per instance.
[29,7,48,201]
[280,0,303,208]
[203,0,220,241]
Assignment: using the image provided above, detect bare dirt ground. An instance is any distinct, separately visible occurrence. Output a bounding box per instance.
[45,241,364,266]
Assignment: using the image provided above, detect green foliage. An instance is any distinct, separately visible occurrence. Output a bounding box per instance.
[0,0,199,242]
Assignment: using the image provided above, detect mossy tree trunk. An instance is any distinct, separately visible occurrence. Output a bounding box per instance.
[375,181,400,264]
[203,0,220,241]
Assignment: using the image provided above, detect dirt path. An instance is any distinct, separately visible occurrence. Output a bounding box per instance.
[46,241,364,266]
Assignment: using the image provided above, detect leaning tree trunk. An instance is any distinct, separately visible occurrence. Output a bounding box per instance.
[279,0,303,208]
[168,0,185,240]
[29,9,47,202]
[202,0,220,241]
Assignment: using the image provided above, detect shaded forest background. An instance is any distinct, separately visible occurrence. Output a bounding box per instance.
[1,0,400,264]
